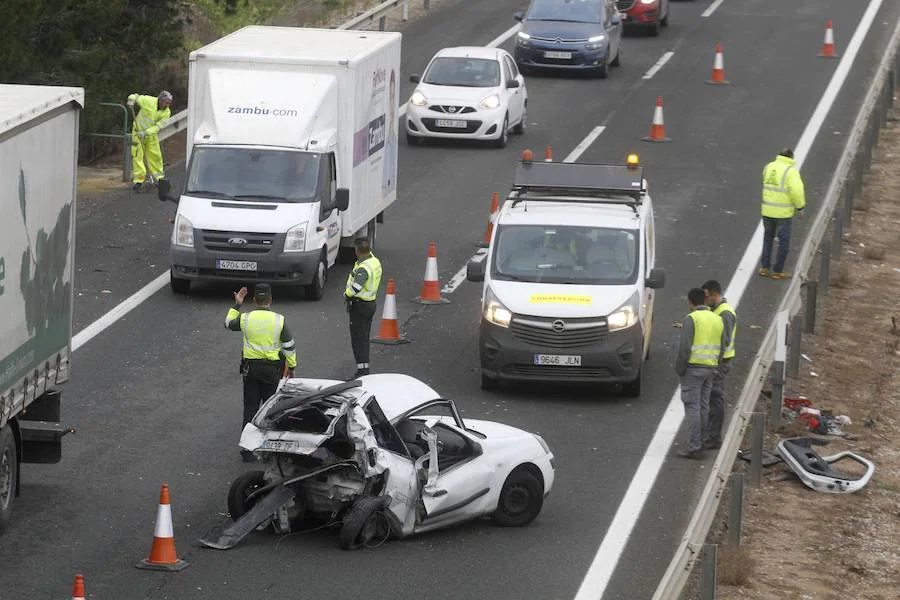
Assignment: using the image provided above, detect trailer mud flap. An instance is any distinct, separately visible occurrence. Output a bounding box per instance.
[19,420,75,464]
[199,485,295,550]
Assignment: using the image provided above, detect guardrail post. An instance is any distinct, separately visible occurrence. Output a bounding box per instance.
[701,544,718,600]
[819,240,831,295]
[844,183,854,228]
[424,0,430,9]
[803,281,817,334]
[403,0,409,21]
[379,14,386,30]
[728,472,744,546]
[770,361,785,428]
[831,206,843,259]
[787,316,804,379]
[750,412,764,486]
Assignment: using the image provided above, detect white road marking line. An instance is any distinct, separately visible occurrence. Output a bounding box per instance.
[642,52,674,80]
[573,0,885,598]
[702,0,726,18]
[442,248,487,294]
[563,126,606,162]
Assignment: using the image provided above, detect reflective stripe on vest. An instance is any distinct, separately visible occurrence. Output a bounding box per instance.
[762,165,794,208]
[240,311,284,360]
[713,301,737,359]
[687,309,724,367]
[345,255,383,301]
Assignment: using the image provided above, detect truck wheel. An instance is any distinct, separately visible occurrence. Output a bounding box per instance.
[227,470,267,521]
[491,468,543,527]
[170,271,190,294]
[305,252,328,301]
[0,426,17,533]
[339,496,390,550]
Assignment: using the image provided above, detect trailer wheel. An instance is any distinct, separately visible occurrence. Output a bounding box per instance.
[0,426,17,533]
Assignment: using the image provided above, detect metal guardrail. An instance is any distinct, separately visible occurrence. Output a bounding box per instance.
[651,17,900,600]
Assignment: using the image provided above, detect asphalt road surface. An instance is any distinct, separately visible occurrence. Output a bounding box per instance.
[2,0,899,598]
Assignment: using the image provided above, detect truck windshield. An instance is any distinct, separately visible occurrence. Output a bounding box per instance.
[185,147,320,203]
[491,224,639,284]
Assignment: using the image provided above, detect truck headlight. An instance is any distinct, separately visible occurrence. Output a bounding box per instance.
[173,214,194,247]
[607,295,639,331]
[586,34,607,50]
[483,288,512,328]
[479,94,501,110]
[410,90,427,107]
[284,222,308,253]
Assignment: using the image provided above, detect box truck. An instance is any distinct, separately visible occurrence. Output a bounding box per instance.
[0,84,81,532]
[160,26,402,299]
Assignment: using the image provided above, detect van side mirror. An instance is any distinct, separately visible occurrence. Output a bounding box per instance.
[646,268,666,289]
[513,10,524,21]
[157,178,179,204]
[336,188,350,212]
[409,74,421,83]
[506,79,521,89]
[466,258,486,282]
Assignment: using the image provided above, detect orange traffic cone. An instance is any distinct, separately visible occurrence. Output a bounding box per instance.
[642,96,671,143]
[477,192,500,248]
[71,574,86,600]
[818,20,839,58]
[706,42,730,85]
[373,279,410,345]
[412,241,450,304]
[544,145,553,162]
[135,484,189,572]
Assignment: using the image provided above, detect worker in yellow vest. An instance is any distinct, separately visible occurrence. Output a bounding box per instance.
[126,90,172,191]
[759,148,806,280]
[225,283,297,461]
[344,238,383,378]
[702,280,736,450]
[674,288,725,459]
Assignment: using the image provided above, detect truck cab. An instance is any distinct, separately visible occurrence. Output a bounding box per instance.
[466,153,665,395]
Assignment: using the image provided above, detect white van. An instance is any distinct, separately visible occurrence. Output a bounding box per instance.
[466,155,665,395]
[160,26,402,299]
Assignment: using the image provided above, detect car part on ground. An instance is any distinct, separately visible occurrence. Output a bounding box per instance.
[776,437,875,493]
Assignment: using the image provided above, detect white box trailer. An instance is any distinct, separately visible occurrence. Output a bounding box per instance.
[163,26,402,299]
[0,84,81,532]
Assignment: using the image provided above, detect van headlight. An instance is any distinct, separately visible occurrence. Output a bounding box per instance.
[607,294,639,331]
[483,288,512,328]
[173,214,194,247]
[284,222,308,253]
[479,94,501,110]
[410,90,427,107]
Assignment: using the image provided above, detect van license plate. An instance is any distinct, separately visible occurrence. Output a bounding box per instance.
[534,354,582,366]
[544,51,572,59]
[436,119,467,128]
[217,260,257,271]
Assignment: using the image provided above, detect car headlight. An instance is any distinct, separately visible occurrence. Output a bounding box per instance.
[586,34,607,50]
[516,31,531,46]
[284,222,308,253]
[607,295,639,331]
[173,214,194,247]
[533,434,552,455]
[640,0,656,4]
[483,288,512,328]
[479,94,501,110]
[410,90,427,106]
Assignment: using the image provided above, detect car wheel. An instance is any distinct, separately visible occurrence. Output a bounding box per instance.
[611,46,621,67]
[227,470,267,521]
[622,365,643,397]
[406,132,422,146]
[596,60,609,79]
[340,496,391,550]
[480,371,500,391]
[661,7,669,27]
[491,468,544,527]
[304,251,328,301]
[0,426,17,533]
[493,115,509,148]
[170,270,190,294]
[647,19,661,37]
[512,103,527,135]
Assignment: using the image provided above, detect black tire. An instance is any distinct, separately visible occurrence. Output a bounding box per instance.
[596,61,609,79]
[0,426,17,533]
[170,271,190,294]
[493,115,509,148]
[340,496,390,550]
[611,46,621,67]
[304,251,328,301]
[512,103,527,135]
[480,372,500,391]
[406,132,422,146]
[647,20,660,37]
[661,8,669,27]
[491,468,543,527]
[622,365,642,397]
[228,470,267,521]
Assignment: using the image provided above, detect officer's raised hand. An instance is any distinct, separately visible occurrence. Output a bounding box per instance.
[234,286,249,305]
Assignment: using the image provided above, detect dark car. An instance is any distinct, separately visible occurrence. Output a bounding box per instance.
[615,0,670,36]
[513,0,623,78]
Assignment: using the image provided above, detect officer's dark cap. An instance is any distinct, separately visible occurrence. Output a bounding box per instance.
[779,147,794,159]
[254,283,272,302]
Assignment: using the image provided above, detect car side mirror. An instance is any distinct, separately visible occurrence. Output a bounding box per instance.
[646,267,666,290]
[506,79,521,89]
[336,188,350,212]
[466,258,486,282]
[513,10,524,21]
[157,178,179,204]
[611,15,621,26]
[409,74,421,83]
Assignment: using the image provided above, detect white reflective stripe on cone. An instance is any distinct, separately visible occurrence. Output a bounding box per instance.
[652,106,664,125]
[382,291,398,319]
[424,257,439,281]
[154,504,174,538]
[714,51,724,70]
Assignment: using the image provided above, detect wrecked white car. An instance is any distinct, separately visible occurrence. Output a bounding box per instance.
[200,374,555,550]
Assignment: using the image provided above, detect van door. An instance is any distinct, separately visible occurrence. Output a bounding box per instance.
[317,152,341,266]
[641,212,656,357]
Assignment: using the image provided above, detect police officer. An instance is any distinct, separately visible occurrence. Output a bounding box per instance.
[702,279,736,451]
[344,238,382,378]
[225,283,297,461]
[674,288,725,459]
[759,148,806,280]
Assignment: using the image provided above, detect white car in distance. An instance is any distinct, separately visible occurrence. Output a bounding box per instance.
[405,46,528,148]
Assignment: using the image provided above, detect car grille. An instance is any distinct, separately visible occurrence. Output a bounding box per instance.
[510,316,608,349]
[201,230,277,254]
[430,105,476,114]
[530,35,589,43]
[616,0,636,10]
[504,365,612,379]
[421,118,482,134]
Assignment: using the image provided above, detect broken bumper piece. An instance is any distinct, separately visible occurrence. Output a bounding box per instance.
[776,437,875,494]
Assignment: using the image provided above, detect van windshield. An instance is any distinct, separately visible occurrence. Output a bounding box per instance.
[491,224,639,284]
[185,147,320,203]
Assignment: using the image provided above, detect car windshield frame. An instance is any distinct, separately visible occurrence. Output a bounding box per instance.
[525,0,607,25]
[490,223,640,285]
[185,146,322,204]
[422,56,502,88]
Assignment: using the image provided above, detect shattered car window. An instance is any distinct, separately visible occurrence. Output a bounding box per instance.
[364,398,409,456]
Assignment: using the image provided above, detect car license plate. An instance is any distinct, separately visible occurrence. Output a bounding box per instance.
[435,119,467,128]
[544,51,572,59]
[534,354,582,366]
[262,439,300,451]
[216,259,257,271]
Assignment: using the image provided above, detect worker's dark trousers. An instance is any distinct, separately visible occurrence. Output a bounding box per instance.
[348,299,377,368]
[241,361,280,428]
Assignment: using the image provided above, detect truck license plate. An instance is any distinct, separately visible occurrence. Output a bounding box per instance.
[216,259,257,271]
[262,439,300,451]
[534,354,582,366]
[544,51,572,59]
[436,119,467,128]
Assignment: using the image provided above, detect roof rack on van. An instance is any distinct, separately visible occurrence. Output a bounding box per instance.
[510,161,645,212]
